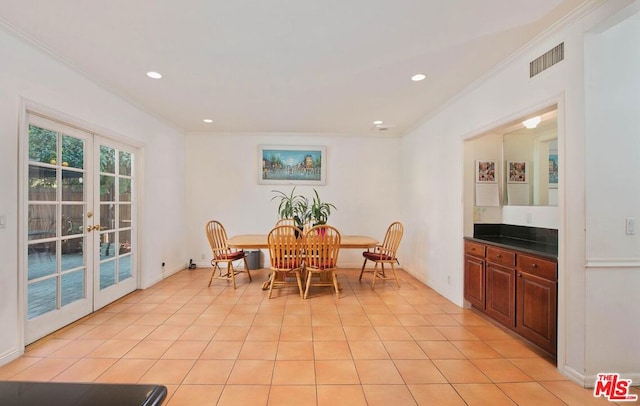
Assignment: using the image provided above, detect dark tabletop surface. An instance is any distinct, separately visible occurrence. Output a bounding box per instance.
[0,381,167,406]
[465,236,558,259]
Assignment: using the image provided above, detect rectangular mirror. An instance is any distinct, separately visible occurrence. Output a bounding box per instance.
[503,106,558,206]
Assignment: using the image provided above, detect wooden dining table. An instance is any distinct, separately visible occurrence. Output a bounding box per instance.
[227,234,379,290]
[227,234,378,250]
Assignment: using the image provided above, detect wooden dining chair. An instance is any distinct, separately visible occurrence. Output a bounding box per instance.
[267,225,305,298]
[275,218,310,234]
[205,220,252,289]
[275,218,296,227]
[359,221,404,288]
[303,225,341,299]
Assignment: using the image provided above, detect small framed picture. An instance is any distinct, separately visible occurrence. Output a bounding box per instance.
[476,160,497,183]
[507,161,528,183]
[548,154,558,188]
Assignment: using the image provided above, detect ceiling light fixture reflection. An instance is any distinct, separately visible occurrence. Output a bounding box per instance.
[146,71,162,79]
[203,119,213,123]
[373,120,383,125]
[411,73,426,81]
[522,116,542,129]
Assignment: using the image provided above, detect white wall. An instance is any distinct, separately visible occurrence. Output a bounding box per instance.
[185,133,402,268]
[400,0,638,386]
[584,12,640,381]
[0,27,187,365]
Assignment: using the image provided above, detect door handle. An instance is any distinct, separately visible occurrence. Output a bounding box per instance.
[87,225,102,232]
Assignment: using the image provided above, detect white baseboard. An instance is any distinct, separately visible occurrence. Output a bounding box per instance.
[0,346,24,368]
[583,372,640,389]
[165,264,186,278]
[559,364,640,388]
[143,264,187,288]
[561,365,587,387]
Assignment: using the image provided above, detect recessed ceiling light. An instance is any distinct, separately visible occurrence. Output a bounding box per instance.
[411,73,427,82]
[203,119,213,123]
[373,120,383,125]
[146,71,162,79]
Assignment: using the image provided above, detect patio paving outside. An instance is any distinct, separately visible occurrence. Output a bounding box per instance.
[27,245,132,319]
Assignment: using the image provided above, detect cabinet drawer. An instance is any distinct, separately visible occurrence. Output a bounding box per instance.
[464,241,486,258]
[486,246,516,268]
[517,254,557,281]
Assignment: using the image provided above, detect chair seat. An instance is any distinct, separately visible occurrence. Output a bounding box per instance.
[216,251,245,261]
[306,259,336,269]
[363,251,394,261]
[272,258,302,269]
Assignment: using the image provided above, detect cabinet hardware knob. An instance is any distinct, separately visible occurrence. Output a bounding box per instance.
[518,273,522,277]
[531,263,537,268]
[496,254,502,258]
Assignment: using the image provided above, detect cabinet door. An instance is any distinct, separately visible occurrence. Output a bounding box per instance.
[464,255,485,309]
[516,271,557,355]
[485,263,516,327]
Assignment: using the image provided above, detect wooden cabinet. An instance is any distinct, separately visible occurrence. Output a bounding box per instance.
[485,261,516,327]
[463,239,557,356]
[516,254,557,355]
[464,241,486,309]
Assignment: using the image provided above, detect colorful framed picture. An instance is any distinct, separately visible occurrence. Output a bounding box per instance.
[475,160,497,183]
[507,160,528,183]
[548,154,558,188]
[259,145,326,185]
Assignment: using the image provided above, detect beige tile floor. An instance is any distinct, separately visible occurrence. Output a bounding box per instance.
[1,267,637,405]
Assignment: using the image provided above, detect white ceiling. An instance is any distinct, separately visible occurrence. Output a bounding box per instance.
[0,0,588,135]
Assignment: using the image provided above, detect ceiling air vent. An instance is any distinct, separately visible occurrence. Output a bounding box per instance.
[530,42,564,78]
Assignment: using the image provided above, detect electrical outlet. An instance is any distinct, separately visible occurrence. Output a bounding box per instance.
[200,253,206,260]
[447,275,451,284]
[526,212,532,224]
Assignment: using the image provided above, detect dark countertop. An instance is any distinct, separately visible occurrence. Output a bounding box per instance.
[0,381,167,406]
[465,236,558,259]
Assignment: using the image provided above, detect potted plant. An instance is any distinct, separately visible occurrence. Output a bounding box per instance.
[271,187,309,230]
[309,189,336,226]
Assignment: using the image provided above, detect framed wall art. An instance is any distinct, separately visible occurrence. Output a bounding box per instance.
[475,160,497,183]
[507,160,528,183]
[548,154,558,188]
[259,145,326,185]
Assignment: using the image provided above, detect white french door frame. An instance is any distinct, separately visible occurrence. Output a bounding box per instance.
[18,101,142,346]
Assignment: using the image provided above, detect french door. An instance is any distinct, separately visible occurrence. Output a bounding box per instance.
[93,136,137,309]
[24,114,138,343]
